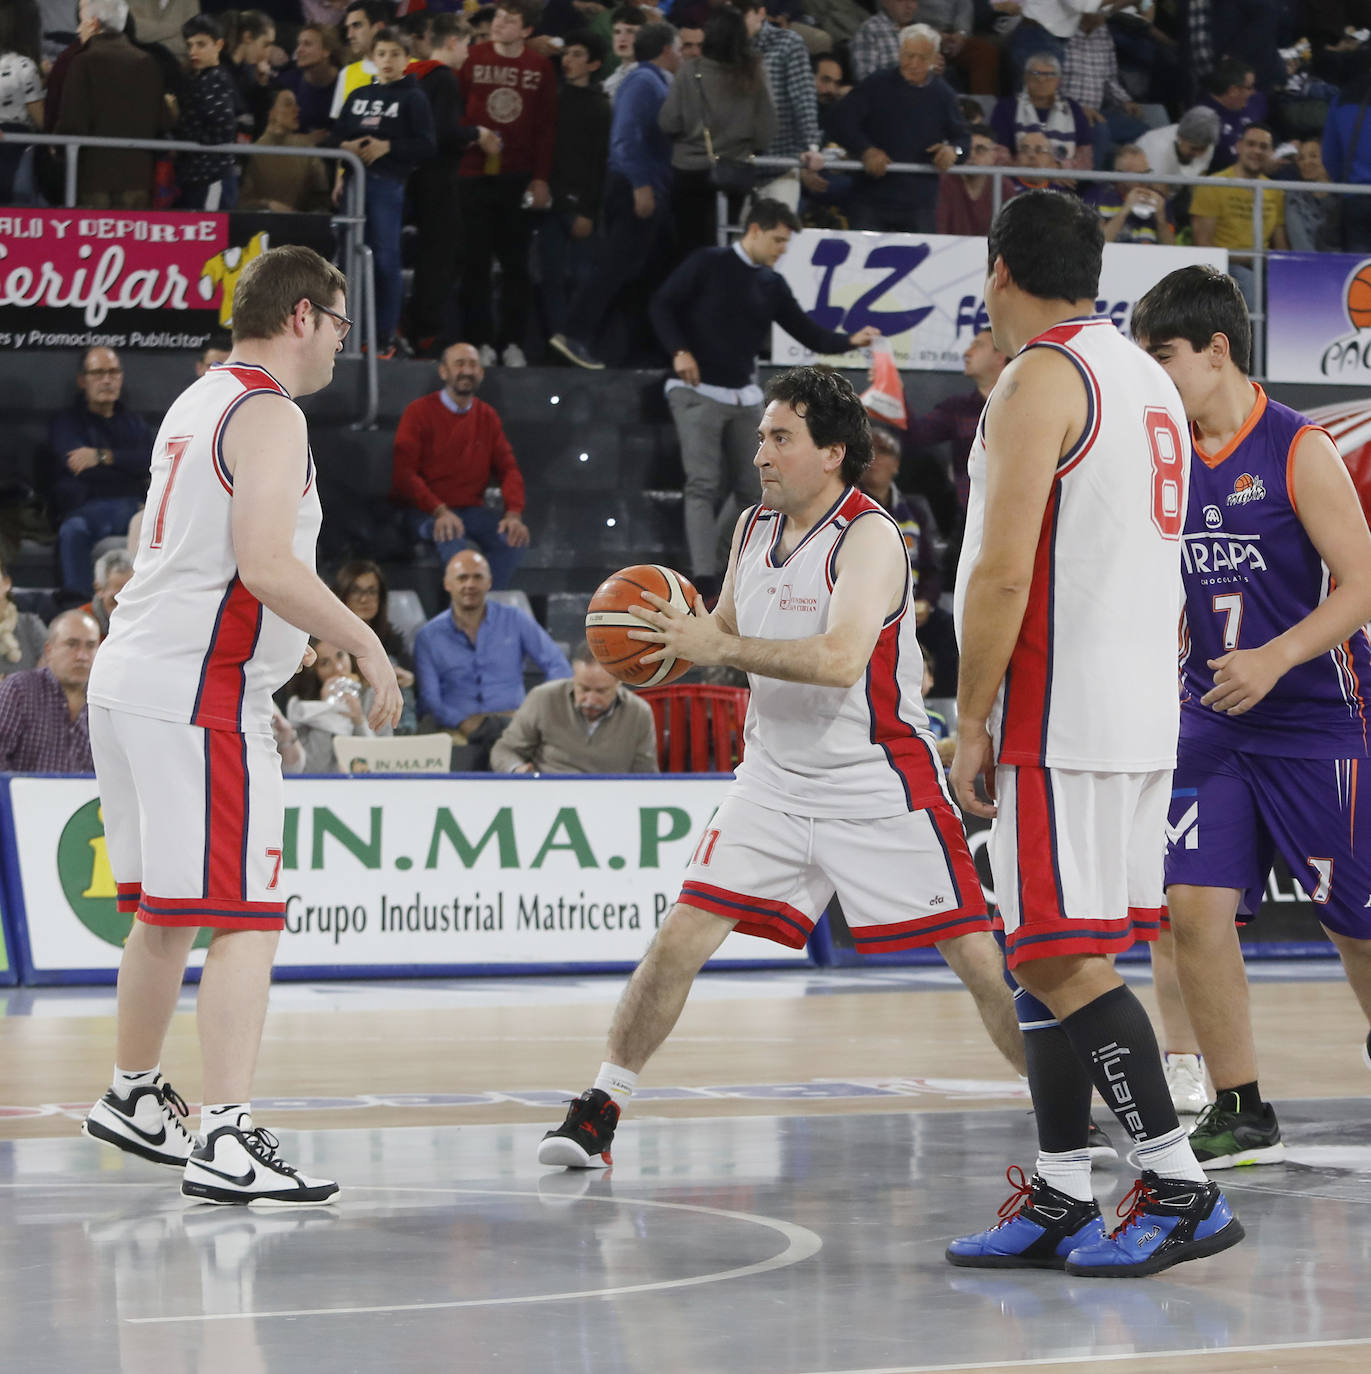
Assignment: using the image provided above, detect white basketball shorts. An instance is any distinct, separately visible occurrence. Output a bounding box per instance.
[89,705,287,930]
[990,763,1170,969]
[677,792,989,951]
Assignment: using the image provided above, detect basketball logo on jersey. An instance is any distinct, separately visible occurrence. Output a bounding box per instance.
[1226,473,1267,507]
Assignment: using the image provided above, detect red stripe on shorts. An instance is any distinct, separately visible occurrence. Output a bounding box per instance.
[851,907,991,952]
[1014,765,1066,923]
[205,729,249,902]
[930,799,987,916]
[678,880,814,950]
[116,882,142,915]
[1005,914,1160,970]
[138,893,284,930]
[191,577,263,730]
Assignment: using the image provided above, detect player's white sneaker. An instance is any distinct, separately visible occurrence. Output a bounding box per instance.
[1164,1053,1208,1116]
[182,1122,339,1207]
[83,1079,197,1169]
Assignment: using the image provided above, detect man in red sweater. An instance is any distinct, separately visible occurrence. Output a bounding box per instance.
[457,0,558,367]
[390,342,531,588]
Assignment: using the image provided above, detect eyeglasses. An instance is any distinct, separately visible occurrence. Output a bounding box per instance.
[1026,69,1057,78]
[349,585,381,600]
[311,300,352,340]
[83,368,123,379]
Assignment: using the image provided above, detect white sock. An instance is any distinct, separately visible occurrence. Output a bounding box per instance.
[1035,1148,1094,1202]
[201,1103,251,1135]
[593,1062,637,1105]
[1134,1125,1206,1182]
[112,1066,159,1097]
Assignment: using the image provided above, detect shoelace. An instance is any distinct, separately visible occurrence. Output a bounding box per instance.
[992,1164,1037,1228]
[1108,1177,1158,1238]
[1192,1093,1241,1133]
[159,1082,195,1140]
[240,1127,300,1177]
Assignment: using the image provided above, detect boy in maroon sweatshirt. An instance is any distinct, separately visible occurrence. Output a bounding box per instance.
[457,0,558,366]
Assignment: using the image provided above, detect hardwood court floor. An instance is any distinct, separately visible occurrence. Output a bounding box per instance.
[1,964,1368,1374]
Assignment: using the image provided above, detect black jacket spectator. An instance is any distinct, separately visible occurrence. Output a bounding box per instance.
[331,73,437,180]
[177,65,240,188]
[551,80,611,220]
[44,401,154,524]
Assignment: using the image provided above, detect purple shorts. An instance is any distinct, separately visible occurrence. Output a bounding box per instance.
[1163,738,1371,939]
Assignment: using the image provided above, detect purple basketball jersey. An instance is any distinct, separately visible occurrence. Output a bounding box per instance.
[1180,384,1371,758]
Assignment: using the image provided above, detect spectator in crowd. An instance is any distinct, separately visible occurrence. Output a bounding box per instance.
[81,548,133,639]
[491,641,658,774]
[408,12,482,357]
[399,8,435,60]
[282,636,393,773]
[601,5,646,100]
[176,14,242,211]
[920,645,952,751]
[471,7,496,44]
[196,332,233,376]
[56,0,168,209]
[1061,11,1148,166]
[991,51,1092,171]
[127,0,197,58]
[0,556,47,679]
[830,22,966,233]
[550,21,680,370]
[739,1,824,212]
[1006,125,1072,195]
[1007,0,1133,79]
[334,559,418,734]
[332,0,387,118]
[539,31,611,349]
[1135,104,1219,179]
[44,347,153,600]
[660,5,776,258]
[457,0,558,368]
[237,88,333,212]
[813,48,848,123]
[1322,56,1371,251]
[649,198,879,596]
[1190,121,1287,306]
[936,121,997,235]
[0,609,98,772]
[391,342,531,588]
[270,703,306,773]
[848,0,918,84]
[332,27,438,359]
[1286,136,1341,252]
[678,22,704,61]
[281,24,342,144]
[227,9,278,137]
[590,0,653,74]
[414,549,571,765]
[1200,55,1266,172]
[1091,143,1174,243]
[0,2,44,203]
[920,0,998,94]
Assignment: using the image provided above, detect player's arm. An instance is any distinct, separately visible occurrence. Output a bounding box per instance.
[1202,426,1371,714]
[225,394,401,730]
[630,512,907,688]
[950,349,1082,818]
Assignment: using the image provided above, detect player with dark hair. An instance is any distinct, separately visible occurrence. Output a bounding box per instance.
[537,364,1026,1170]
[1132,263,1371,1168]
[947,192,1244,1277]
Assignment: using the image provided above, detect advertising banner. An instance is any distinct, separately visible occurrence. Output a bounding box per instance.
[1267,251,1371,384]
[0,210,334,351]
[772,232,1229,371]
[8,776,809,980]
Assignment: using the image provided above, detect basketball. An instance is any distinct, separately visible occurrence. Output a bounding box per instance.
[585,564,699,687]
[1348,263,1371,329]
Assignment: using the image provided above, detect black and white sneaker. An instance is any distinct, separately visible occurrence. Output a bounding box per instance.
[83,1079,197,1169]
[537,1089,620,1168]
[182,1122,339,1207]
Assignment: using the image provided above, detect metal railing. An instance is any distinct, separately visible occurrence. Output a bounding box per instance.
[2,131,380,425]
[741,156,1371,379]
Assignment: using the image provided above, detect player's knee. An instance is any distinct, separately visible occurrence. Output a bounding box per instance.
[654,902,734,967]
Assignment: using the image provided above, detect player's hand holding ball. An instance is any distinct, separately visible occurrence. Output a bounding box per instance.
[585,565,715,687]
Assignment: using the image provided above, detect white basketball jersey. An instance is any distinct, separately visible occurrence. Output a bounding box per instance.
[954,316,1189,771]
[88,363,321,736]
[730,487,948,819]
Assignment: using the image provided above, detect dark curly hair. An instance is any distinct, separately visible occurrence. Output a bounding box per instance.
[764,366,872,488]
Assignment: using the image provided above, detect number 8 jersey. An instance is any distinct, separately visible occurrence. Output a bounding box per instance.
[88,363,322,736]
[954,316,1190,772]
[1178,383,1371,757]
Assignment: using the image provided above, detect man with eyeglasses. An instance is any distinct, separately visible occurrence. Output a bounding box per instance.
[43,346,154,602]
[991,52,1093,172]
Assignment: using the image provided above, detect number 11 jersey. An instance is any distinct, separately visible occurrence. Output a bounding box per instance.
[87,363,322,736]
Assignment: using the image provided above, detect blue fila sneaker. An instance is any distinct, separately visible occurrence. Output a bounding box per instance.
[1064,1171,1245,1278]
[947,1166,1106,1270]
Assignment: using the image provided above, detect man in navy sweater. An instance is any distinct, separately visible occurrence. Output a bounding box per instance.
[830,21,967,234]
[550,21,681,370]
[649,199,879,596]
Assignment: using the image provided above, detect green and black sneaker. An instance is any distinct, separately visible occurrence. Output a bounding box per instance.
[1188,1091,1284,1169]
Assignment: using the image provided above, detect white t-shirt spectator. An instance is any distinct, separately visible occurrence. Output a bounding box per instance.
[0,52,42,127]
[1136,123,1215,179]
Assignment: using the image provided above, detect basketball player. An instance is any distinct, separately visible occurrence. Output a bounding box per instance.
[538,366,1026,1169]
[1131,265,1371,1167]
[81,246,403,1205]
[946,191,1243,1277]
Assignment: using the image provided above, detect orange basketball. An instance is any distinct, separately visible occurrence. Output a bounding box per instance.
[1234,472,1254,492]
[1349,264,1371,329]
[585,564,699,687]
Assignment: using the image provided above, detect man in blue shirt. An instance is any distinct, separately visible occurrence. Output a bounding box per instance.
[415,548,571,766]
[550,21,681,370]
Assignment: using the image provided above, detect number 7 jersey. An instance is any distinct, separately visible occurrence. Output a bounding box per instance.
[87,363,322,736]
[954,316,1190,771]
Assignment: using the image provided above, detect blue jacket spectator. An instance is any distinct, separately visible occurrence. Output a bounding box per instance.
[1323,71,1371,252]
[610,51,674,196]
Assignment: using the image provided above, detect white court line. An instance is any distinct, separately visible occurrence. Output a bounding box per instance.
[790,1337,1371,1374]
[125,1185,823,1325]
